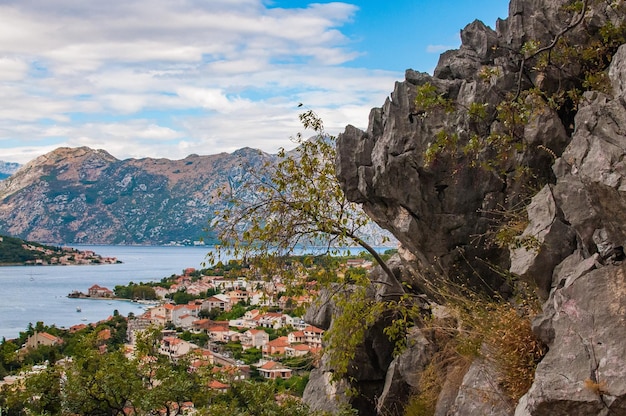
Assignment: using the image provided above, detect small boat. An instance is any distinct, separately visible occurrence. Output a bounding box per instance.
[76,307,82,312]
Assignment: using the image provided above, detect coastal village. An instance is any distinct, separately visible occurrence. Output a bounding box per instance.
[0,235,121,266]
[24,247,120,266]
[5,256,375,402]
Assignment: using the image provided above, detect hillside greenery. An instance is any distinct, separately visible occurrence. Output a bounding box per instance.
[0,322,341,415]
[0,235,66,265]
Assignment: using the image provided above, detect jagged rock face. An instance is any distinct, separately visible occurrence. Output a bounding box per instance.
[336,0,620,285]
[329,0,626,415]
[514,44,626,416]
[517,262,626,415]
[0,146,270,244]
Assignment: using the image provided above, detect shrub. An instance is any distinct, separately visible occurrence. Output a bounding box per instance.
[405,283,546,415]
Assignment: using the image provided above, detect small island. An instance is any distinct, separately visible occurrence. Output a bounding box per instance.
[0,235,120,266]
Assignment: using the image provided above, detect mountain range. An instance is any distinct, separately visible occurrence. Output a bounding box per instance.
[0,146,271,245]
[0,146,393,247]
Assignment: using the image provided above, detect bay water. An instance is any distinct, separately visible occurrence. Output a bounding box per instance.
[0,245,213,340]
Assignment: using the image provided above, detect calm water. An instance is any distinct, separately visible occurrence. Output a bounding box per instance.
[0,245,213,340]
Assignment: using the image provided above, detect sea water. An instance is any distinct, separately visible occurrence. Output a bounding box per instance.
[0,245,212,340]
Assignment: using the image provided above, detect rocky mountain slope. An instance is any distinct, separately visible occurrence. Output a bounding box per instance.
[304,0,626,415]
[0,146,270,245]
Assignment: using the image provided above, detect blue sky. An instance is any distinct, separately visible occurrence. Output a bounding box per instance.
[0,0,509,164]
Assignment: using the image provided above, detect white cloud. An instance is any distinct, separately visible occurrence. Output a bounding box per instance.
[176,87,254,113]
[0,57,29,81]
[0,0,402,164]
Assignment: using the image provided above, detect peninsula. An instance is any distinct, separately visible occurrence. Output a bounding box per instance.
[0,235,120,266]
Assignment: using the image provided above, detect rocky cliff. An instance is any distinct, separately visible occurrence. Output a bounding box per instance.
[305,0,626,415]
[0,146,270,245]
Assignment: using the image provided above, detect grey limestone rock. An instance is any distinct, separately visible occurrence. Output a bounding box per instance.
[446,358,514,416]
[513,42,626,416]
[376,328,434,415]
[302,369,351,414]
[516,264,626,415]
[325,1,626,414]
[509,185,577,300]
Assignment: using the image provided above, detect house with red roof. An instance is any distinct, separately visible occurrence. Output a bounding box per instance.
[228,289,249,304]
[69,323,88,333]
[25,332,63,349]
[189,349,214,371]
[176,314,197,329]
[201,294,232,312]
[208,380,230,393]
[171,303,201,328]
[159,336,198,361]
[288,330,305,344]
[262,336,290,357]
[303,325,324,347]
[257,312,289,329]
[257,360,292,380]
[151,303,176,322]
[88,284,114,298]
[285,343,313,358]
[208,325,238,343]
[192,318,213,332]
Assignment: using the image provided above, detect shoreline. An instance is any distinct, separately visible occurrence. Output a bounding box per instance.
[67,292,160,305]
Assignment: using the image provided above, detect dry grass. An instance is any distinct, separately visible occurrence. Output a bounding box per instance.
[404,285,546,415]
[584,378,608,396]
[403,325,471,416]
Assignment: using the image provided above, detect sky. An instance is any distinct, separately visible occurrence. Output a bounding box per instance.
[0,0,509,165]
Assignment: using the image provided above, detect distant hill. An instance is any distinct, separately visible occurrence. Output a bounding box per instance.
[0,146,396,247]
[0,161,21,180]
[0,234,119,265]
[0,146,272,245]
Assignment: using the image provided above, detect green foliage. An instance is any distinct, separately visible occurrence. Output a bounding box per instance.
[208,109,395,285]
[199,380,311,416]
[170,289,197,304]
[277,374,310,397]
[0,339,19,377]
[114,282,158,300]
[215,302,248,321]
[467,102,489,121]
[0,235,62,264]
[521,39,541,58]
[414,82,456,115]
[323,280,386,379]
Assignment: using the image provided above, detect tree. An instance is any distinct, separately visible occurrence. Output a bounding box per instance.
[209,109,401,291]
[63,336,142,415]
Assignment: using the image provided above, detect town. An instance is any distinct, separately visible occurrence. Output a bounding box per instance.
[0,254,381,413]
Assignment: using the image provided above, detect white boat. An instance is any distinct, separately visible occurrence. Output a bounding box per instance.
[76,307,82,312]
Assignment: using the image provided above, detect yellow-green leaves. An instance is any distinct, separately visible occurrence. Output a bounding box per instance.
[208,109,376,277]
[414,82,456,116]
